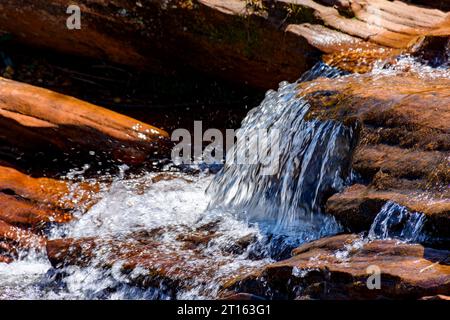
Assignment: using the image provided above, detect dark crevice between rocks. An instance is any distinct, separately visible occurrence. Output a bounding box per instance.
[412,35,450,68]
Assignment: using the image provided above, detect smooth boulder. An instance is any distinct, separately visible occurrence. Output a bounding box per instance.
[0,77,170,165]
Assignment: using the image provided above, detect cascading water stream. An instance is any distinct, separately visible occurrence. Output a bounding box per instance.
[1,58,440,299]
[207,63,355,235]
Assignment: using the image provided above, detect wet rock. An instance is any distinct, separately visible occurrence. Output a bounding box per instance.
[0,220,46,252]
[0,166,99,212]
[408,1,450,11]
[326,185,450,239]
[0,255,13,264]
[176,231,218,250]
[46,234,259,298]
[412,35,450,67]
[46,236,195,297]
[0,1,447,88]
[0,77,170,165]
[298,71,450,241]
[223,234,450,299]
[301,73,450,145]
[222,234,258,255]
[221,292,266,300]
[420,294,450,300]
[0,165,101,261]
[0,193,71,227]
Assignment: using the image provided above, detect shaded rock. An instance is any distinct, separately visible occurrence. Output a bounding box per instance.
[0,0,448,88]
[223,234,450,299]
[221,292,266,300]
[0,77,170,165]
[297,71,450,240]
[407,1,450,12]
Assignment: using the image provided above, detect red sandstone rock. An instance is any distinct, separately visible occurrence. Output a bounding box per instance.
[46,232,258,297]
[0,0,448,88]
[223,234,450,299]
[326,184,450,237]
[0,165,102,260]
[0,220,46,250]
[0,77,170,165]
[420,294,450,300]
[0,166,98,211]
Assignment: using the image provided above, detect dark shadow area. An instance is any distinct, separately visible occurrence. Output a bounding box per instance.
[0,44,264,133]
[0,44,266,176]
[423,247,450,265]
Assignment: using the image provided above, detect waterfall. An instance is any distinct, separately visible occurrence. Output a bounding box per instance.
[368,201,426,242]
[207,63,356,234]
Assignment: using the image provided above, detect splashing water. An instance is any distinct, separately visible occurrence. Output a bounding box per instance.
[1,58,441,300]
[1,173,275,299]
[368,201,426,242]
[207,63,355,234]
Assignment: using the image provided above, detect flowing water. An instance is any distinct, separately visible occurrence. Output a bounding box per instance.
[368,201,426,242]
[207,64,355,234]
[0,59,444,299]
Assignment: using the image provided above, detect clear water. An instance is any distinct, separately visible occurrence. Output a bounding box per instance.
[207,63,352,233]
[0,58,443,300]
[0,173,274,299]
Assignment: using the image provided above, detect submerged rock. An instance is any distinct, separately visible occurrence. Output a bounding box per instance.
[46,228,262,298]
[326,185,450,243]
[222,234,450,299]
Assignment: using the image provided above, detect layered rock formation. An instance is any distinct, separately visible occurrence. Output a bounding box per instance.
[0,0,448,88]
[297,70,450,242]
[0,74,170,262]
[222,234,450,299]
[0,165,100,262]
[0,77,170,166]
[218,42,450,300]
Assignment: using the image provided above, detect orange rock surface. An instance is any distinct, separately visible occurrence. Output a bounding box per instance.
[223,234,450,299]
[0,77,170,165]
